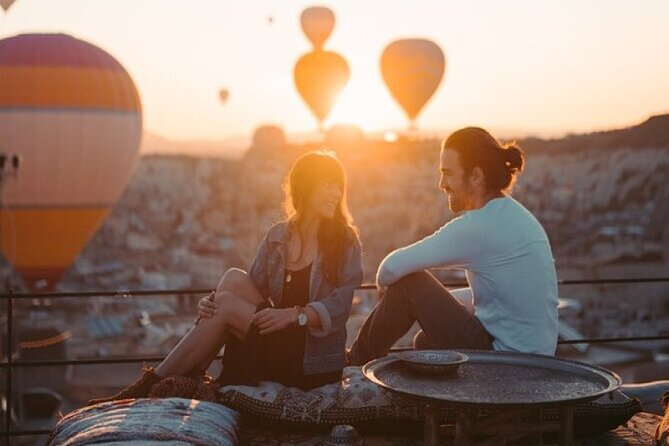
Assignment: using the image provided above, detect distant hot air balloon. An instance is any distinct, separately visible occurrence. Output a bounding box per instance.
[218,88,229,104]
[0,0,16,12]
[294,50,350,131]
[0,34,142,291]
[300,6,335,50]
[381,38,446,128]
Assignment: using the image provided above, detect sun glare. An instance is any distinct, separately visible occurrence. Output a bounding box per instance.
[383,131,398,143]
[325,77,402,132]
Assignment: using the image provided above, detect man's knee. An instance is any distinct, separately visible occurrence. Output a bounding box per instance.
[393,270,432,288]
[384,270,432,301]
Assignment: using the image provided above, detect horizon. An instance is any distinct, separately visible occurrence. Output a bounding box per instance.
[140,111,668,159]
[2,0,669,150]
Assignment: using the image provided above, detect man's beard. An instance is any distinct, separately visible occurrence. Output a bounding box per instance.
[448,192,470,213]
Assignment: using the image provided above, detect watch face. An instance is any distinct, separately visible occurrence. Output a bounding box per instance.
[298,312,308,326]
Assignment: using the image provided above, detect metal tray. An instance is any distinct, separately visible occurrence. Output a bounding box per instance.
[362,350,622,409]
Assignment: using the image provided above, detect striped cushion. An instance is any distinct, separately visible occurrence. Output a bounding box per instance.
[47,398,239,446]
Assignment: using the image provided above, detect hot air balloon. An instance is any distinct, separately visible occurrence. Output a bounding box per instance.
[0,0,16,12]
[0,34,142,291]
[380,39,446,128]
[300,6,335,50]
[218,88,229,104]
[294,50,350,131]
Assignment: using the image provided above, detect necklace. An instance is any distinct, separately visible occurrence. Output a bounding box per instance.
[286,262,311,284]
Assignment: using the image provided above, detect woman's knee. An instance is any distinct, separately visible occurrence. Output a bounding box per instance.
[217,268,250,291]
[217,267,264,305]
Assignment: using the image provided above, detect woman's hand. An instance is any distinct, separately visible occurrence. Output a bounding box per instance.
[252,307,298,335]
[197,291,217,319]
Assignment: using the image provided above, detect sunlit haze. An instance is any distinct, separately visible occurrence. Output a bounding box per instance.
[2,0,669,148]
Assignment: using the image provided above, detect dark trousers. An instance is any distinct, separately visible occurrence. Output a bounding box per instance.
[349,271,494,366]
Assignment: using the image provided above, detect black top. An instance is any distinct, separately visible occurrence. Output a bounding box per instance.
[217,263,342,390]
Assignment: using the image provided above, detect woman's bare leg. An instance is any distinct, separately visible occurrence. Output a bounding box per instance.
[192,268,266,374]
[155,268,265,377]
[209,268,265,306]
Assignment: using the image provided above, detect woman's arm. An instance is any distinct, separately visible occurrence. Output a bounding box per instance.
[306,234,364,338]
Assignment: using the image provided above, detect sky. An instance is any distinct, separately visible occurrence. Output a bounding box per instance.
[2,0,669,146]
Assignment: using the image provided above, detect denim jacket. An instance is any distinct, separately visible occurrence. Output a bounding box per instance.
[248,221,363,375]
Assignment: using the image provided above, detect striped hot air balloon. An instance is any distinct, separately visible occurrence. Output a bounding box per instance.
[0,33,142,291]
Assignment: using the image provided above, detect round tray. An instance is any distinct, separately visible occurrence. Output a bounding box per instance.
[363,350,622,409]
[397,350,468,375]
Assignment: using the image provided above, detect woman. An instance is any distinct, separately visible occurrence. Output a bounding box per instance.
[89,150,362,404]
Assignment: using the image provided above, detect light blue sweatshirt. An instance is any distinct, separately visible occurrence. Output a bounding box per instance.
[377,197,559,355]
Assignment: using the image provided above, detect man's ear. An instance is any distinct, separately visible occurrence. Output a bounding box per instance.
[470,166,486,188]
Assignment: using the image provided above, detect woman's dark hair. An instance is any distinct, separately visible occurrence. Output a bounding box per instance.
[442,127,524,192]
[283,150,357,284]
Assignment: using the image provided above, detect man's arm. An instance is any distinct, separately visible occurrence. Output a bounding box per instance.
[377,214,481,287]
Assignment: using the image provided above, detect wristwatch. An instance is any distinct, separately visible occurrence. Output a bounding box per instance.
[296,306,308,327]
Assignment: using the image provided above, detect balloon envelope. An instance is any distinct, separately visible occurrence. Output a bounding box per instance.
[0,34,142,290]
[300,7,335,49]
[219,89,229,103]
[0,0,16,11]
[294,50,350,126]
[381,39,446,122]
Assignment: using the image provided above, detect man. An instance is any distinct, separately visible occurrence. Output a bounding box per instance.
[348,127,558,365]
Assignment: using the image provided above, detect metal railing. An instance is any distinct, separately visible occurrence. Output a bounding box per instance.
[2,277,669,442]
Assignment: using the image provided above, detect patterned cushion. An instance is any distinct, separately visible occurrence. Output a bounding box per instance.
[219,366,641,434]
[219,366,420,424]
[47,397,239,446]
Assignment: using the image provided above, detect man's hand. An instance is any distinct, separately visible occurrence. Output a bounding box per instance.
[252,307,298,335]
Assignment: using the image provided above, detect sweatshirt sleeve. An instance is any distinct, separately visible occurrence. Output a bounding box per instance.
[377,214,481,287]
